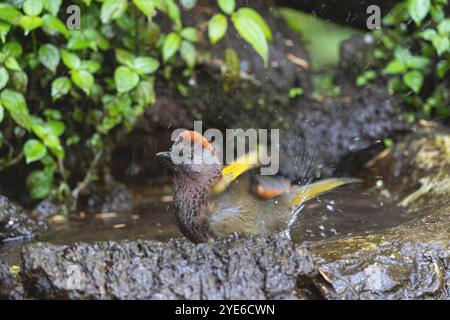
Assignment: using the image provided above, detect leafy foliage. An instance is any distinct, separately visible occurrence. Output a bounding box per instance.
[360,0,449,120]
[207,0,272,66]
[0,0,271,204]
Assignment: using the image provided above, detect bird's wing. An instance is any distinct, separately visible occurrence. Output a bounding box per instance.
[208,195,260,236]
[210,147,262,195]
[287,178,362,208]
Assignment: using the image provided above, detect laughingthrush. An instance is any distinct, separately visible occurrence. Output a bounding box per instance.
[157,130,358,243]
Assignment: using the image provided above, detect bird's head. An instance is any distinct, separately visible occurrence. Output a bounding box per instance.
[157,130,222,180]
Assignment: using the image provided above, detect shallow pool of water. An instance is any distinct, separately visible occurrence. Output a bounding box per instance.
[37,177,420,246]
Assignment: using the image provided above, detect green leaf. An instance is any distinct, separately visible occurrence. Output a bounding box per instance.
[438,18,450,35]
[405,56,430,70]
[224,47,240,75]
[116,48,134,67]
[12,71,28,93]
[43,109,62,120]
[38,44,60,73]
[24,139,47,163]
[407,0,430,25]
[420,28,437,41]
[29,117,64,157]
[3,41,23,58]
[80,60,101,73]
[101,0,128,24]
[431,35,450,55]
[71,69,94,95]
[23,0,44,16]
[393,47,412,62]
[403,70,423,93]
[208,14,227,45]
[356,70,376,86]
[115,66,140,93]
[236,8,272,41]
[356,75,367,86]
[133,0,154,18]
[66,135,80,146]
[162,32,181,62]
[26,170,53,200]
[180,27,197,42]
[167,0,181,29]
[218,0,235,15]
[383,59,407,74]
[180,40,196,68]
[0,22,11,43]
[47,120,65,136]
[51,77,72,100]
[384,138,394,148]
[430,5,445,22]
[231,10,269,66]
[61,50,81,69]
[151,0,168,12]
[19,16,42,34]
[288,87,304,98]
[42,0,62,16]
[0,67,9,90]
[42,14,68,37]
[0,4,23,25]
[133,57,159,75]
[436,60,448,78]
[67,32,94,51]
[0,89,30,128]
[133,79,155,105]
[5,57,21,71]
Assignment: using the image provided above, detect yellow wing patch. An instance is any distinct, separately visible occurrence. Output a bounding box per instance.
[289,178,361,208]
[211,148,262,195]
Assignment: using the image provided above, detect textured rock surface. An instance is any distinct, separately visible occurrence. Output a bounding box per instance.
[310,205,450,299]
[280,85,408,179]
[20,237,316,299]
[0,195,46,242]
[0,259,24,299]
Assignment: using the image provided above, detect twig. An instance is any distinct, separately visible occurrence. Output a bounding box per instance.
[71,149,103,210]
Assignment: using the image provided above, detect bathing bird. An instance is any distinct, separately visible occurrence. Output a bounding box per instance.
[157,130,359,243]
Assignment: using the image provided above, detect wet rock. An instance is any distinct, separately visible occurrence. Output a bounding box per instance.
[280,85,408,179]
[309,130,450,299]
[310,204,450,299]
[100,184,133,213]
[32,199,62,221]
[0,259,23,299]
[81,183,134,213]
[20,236,316,299]
[0,195,46,242]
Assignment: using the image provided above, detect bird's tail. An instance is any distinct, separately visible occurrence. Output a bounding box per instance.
[287,178,361,208]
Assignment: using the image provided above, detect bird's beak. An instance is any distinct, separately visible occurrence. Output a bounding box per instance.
[156,151,172,160]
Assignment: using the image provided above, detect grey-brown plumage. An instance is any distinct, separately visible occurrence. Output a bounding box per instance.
[158,130,359,243]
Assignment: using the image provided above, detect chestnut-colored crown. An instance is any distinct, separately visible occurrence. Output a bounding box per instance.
[175,130,216,154]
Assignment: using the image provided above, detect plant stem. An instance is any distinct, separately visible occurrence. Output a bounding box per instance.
[31,31,37,54]
[71,149,103,210]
